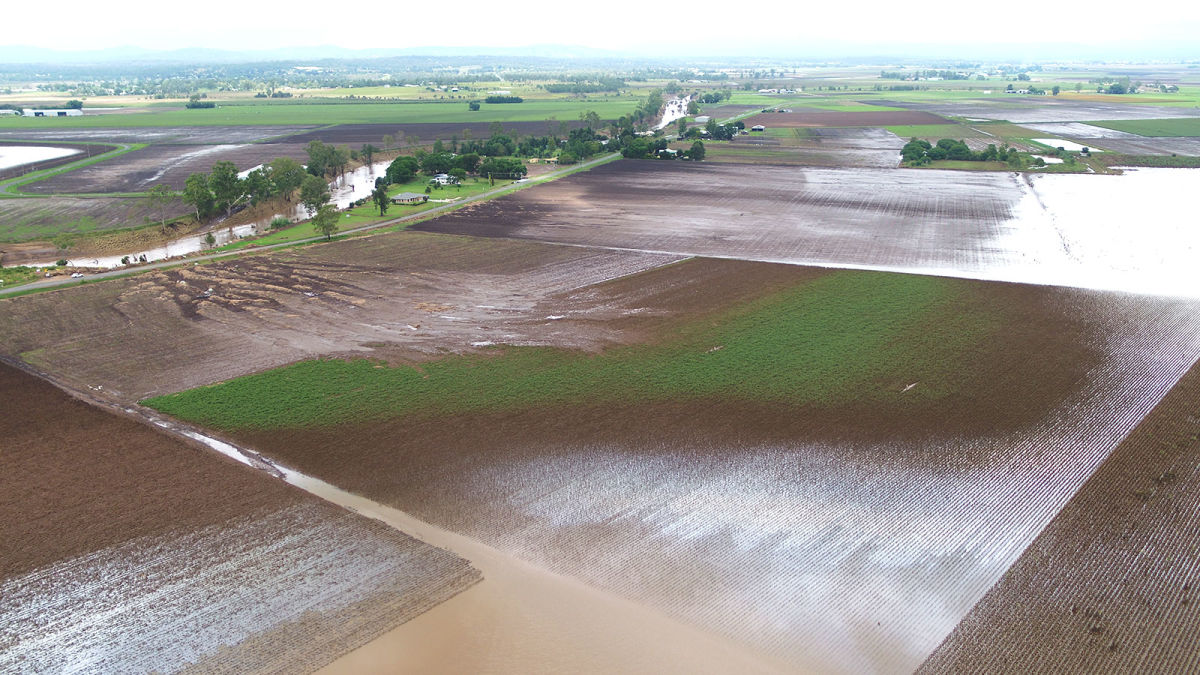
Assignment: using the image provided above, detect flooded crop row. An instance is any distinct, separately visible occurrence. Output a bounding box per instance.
[0,145,81,171]
[419,162,1200,299]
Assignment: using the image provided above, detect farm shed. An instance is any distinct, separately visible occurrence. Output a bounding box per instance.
[751,124,766,132]
[22,109,84,117]
[391,192,429,205]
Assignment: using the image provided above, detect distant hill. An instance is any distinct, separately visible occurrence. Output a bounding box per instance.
[0,44,623,66]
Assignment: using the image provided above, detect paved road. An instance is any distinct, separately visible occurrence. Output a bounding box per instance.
[1,153,620,299]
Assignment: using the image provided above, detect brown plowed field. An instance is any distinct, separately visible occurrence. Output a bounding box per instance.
[273,121,586,145]
[22,142,312,193]
[743,110,947,128]
[0,361,479,672]
[919,358,1200,673]
[0,231,681,401]
[188,260,1200,673]
[412,160,1200,299]
[414,160,1031,274]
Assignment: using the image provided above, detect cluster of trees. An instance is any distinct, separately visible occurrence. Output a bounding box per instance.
[900,138,1027,166]
[680,119,745,141]
[382,148,527,186]
[696,91,732,104]
[184,93,215,109]
[484,95,523,103]
[543,78,625,94]
[881,70,972,80]
[303,140,357,179]
[182,157,310,221]
[621,137,705,161]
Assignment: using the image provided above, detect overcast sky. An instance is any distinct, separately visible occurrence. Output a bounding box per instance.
[10,0,1200,58]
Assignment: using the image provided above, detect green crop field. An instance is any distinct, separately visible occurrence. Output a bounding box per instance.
[144,270,997,430]
[0,99,642,129]
[1086,118,1200,137]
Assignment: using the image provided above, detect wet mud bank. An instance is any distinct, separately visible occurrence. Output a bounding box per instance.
[0,360,479,672]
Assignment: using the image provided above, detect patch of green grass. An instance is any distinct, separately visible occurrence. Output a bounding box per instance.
[144,270,998,430]
[0,266,38,288]
[1085,118,1200,137]
[0,99,641,128]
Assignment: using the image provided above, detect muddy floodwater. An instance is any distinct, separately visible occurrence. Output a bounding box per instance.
[0,144,80,170]
[32,159,391,269]
[419,162,1200,299]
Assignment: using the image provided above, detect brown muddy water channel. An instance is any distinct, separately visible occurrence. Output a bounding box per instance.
[29,159,391,269]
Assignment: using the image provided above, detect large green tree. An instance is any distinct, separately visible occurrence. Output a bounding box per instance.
[269,157,306,200]
[371,184,389,216]
[300,174,331,217]
[311,204,339,241]
[146,184,176,232]
[182,173,214,221]
[209,161,244,218]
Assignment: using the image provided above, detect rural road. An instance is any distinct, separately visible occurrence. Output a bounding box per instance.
[0,153,621,298]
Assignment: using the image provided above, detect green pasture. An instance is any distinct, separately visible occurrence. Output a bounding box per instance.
[1086,118,1200,137]
[0,99,642,129]
[144,270,997,430]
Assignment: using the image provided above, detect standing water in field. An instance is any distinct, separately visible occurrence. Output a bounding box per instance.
[0,145,81,171]
[29,159,391,269]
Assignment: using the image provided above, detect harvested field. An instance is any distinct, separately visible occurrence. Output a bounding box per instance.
[743,110,947,128]
[0,125,311,144]
[0,361,479,672]
[920,358,1200,673]
[20,142,311,193]
[0,231,682,401]
[272,121,586,146]
[142,261,1200,673]
[705,128,904,168]
[415,160,1200,298]
[0,195,184,243]
[871,98,1200,124]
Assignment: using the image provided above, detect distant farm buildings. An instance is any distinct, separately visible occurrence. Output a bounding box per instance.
[751,124,766,132]
[390,192,429,205]
[22,108,83,117]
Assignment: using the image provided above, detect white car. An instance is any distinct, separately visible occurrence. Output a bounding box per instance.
[70,272,84,278]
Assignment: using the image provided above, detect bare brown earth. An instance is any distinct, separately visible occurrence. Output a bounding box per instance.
[744,110,948,128]
[414,160,1033,274]
[0,360,479,672]
[21,142,312,193]
[919,358,1200,673]
[0,231,682,401]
